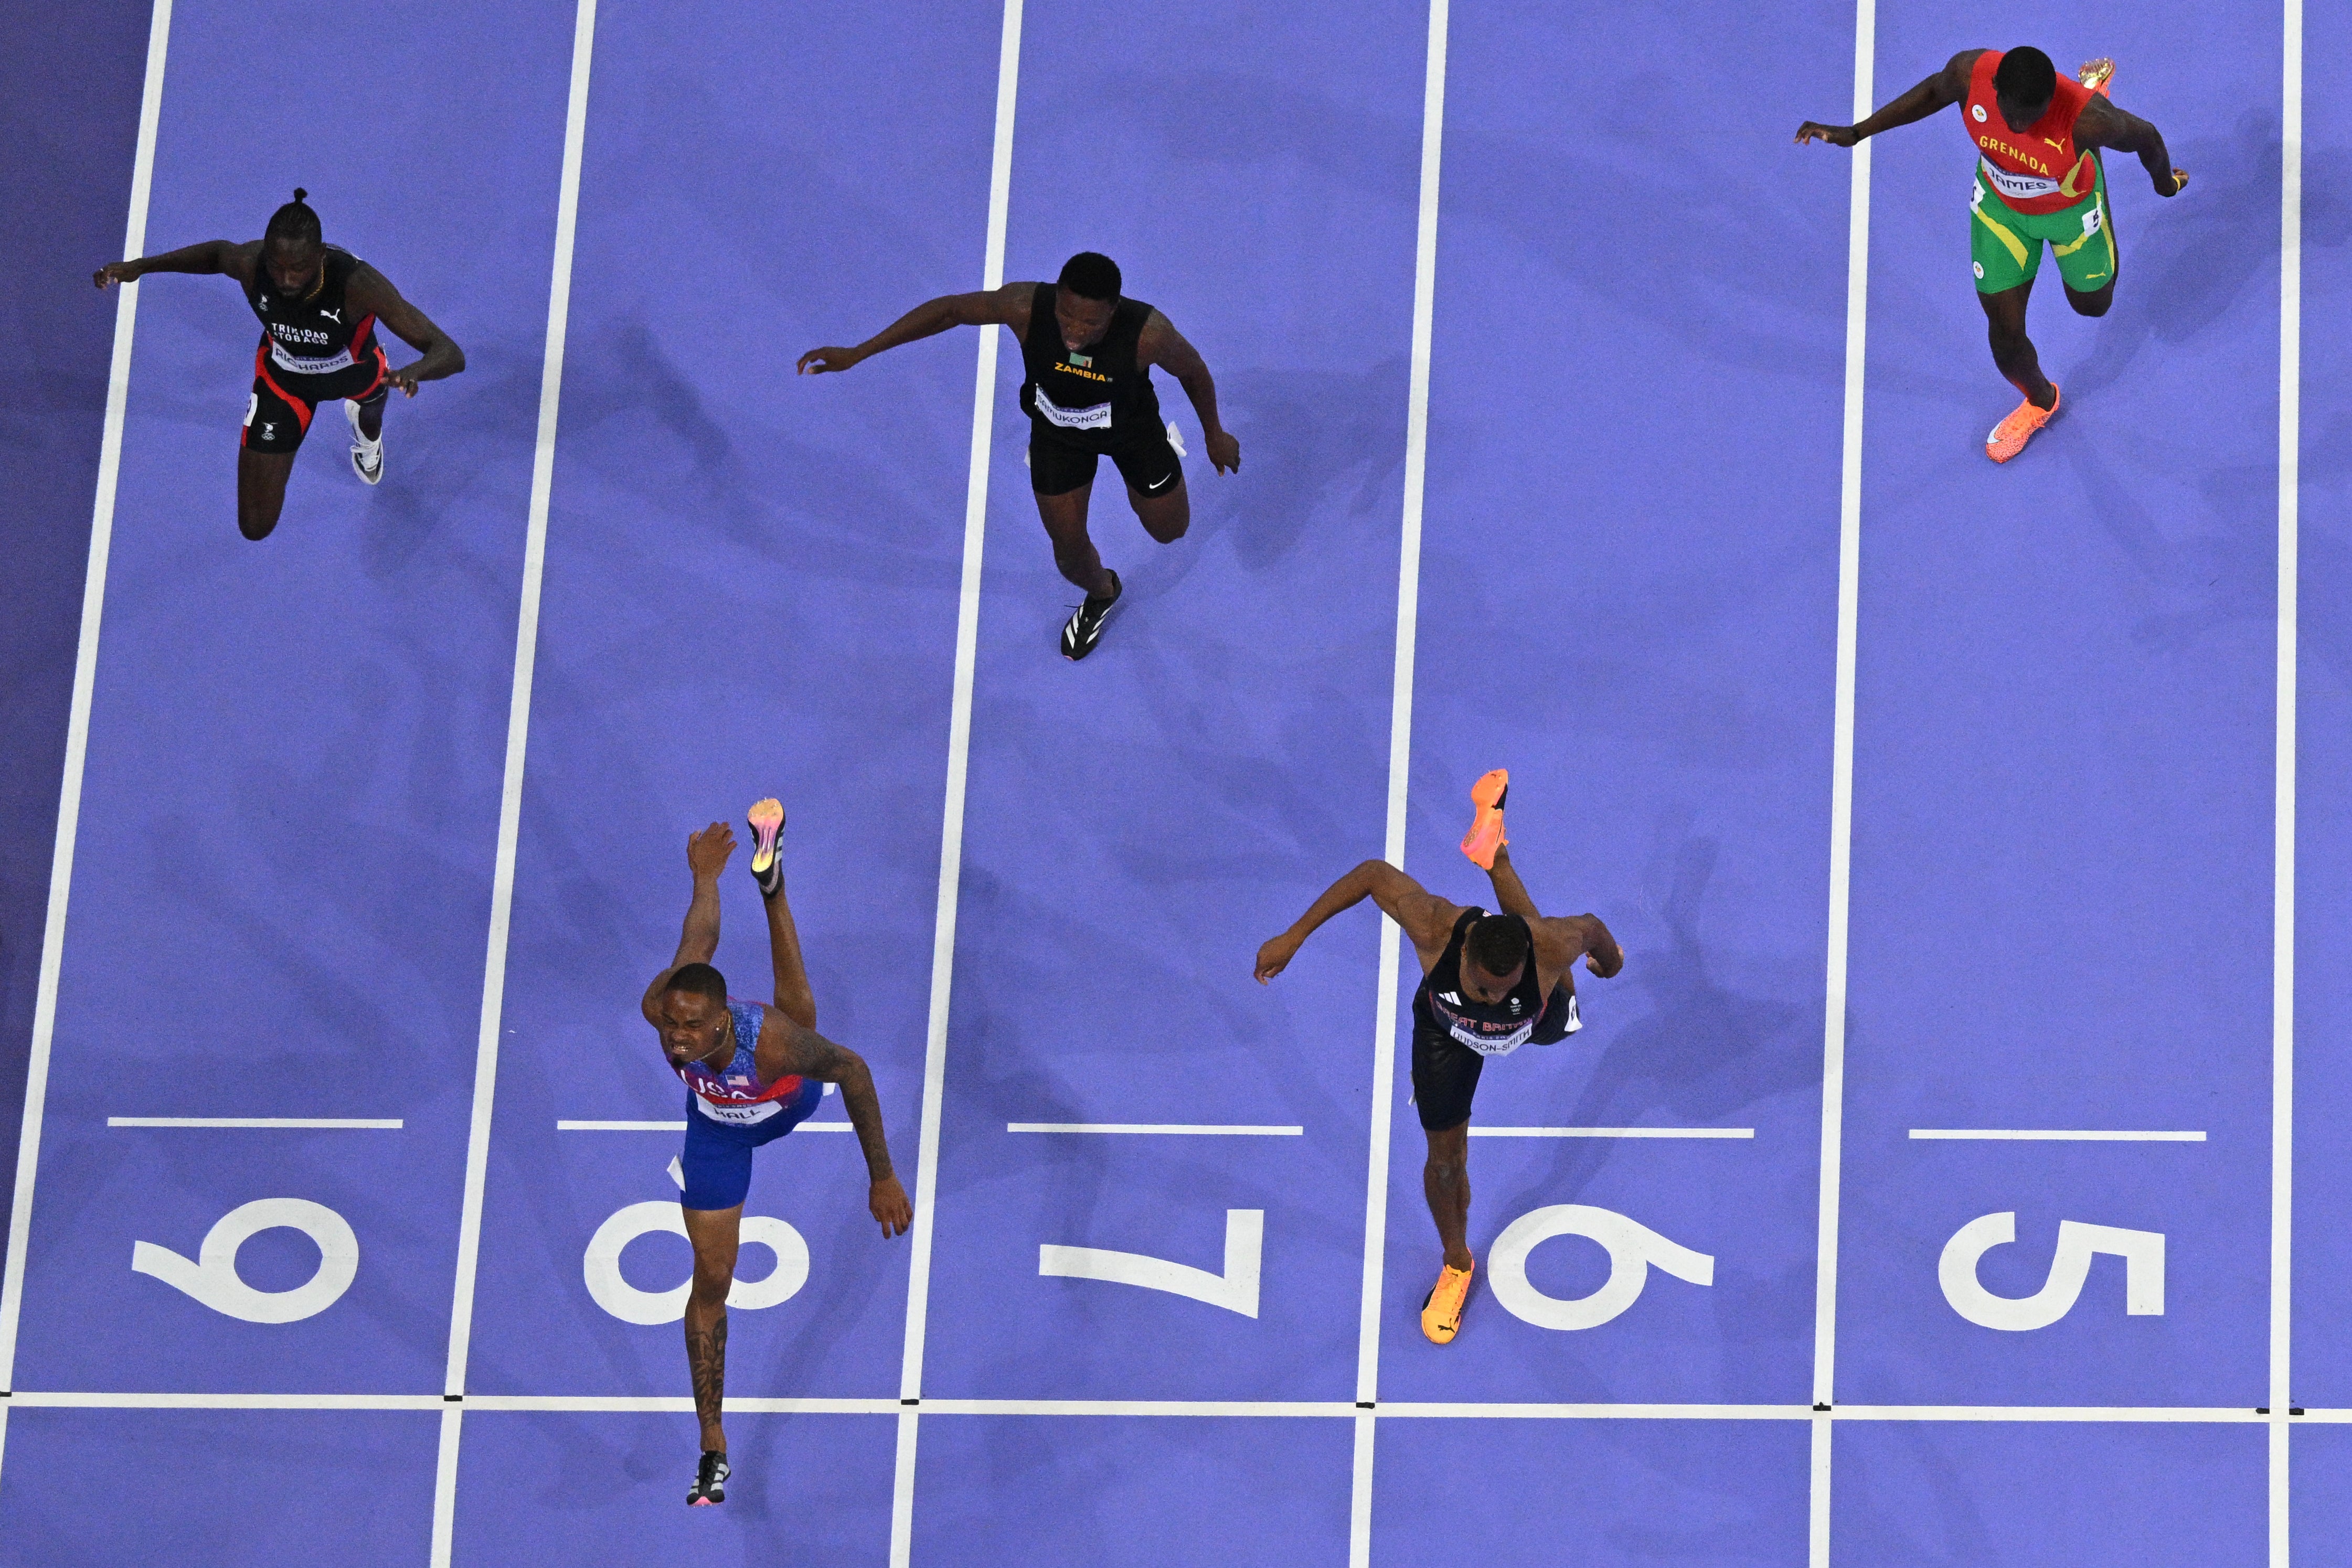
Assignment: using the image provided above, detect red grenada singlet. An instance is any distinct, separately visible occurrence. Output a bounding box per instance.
[1962,49,2099,215]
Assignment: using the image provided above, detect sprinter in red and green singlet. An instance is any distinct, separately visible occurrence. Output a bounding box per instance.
[1796,49,2188,463]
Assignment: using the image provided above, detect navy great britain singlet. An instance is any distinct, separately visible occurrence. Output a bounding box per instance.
[1018,283,1164,450]
[244,247,380,379]
[1412,908,1579,1057]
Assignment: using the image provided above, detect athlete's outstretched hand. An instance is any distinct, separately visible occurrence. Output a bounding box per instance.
[1206,428,1241,475]
[1253,931,1302,984]
[385,364,424,398]
[2158,167,2190,197]
[869,1174,913,1237]
[687,822,736,878]
[795,346,865,375]
[1793,122,1859,148]
[92,261,138,290]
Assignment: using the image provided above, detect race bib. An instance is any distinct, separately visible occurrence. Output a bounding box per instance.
[693,1093,782,1126]
[1034,388,1112,431]
[1978,156,2059,202]
[269,340,358,377]
[1450,1020,1531,1057]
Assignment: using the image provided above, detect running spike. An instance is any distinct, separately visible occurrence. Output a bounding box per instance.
[747,798,785,898]
[1985,386,2060,464]
[344,398,383,486]
[1420,1261,1475,1345]
[1060,571,1122,662]
[2078,58,2115,98]
[687,1450,730,1506]
[1460,769,1509,870]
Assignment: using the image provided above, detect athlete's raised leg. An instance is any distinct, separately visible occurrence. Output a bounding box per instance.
[1034,485,1115,597]
[1126,478,1189,543]
[682,1202,739,1476]
[748,798,816,1032]
[1484,843,1541,921]
[236,448,296,540]
[1978,280,2056,411]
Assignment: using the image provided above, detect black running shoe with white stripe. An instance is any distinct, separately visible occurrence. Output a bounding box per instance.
[1060,570,1122,661]
[687,1450,730,1506]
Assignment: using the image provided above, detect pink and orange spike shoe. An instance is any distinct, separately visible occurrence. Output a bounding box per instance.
[1986,386,2059,464]
[1460,769,1509,870]
[746,797,785,898]
[2078,58,2115,98]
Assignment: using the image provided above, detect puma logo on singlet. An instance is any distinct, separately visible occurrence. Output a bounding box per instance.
[319,307,342,323]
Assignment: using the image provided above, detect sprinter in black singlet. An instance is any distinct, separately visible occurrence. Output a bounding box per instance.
[1254,787,1624,1347]
[94,189,465,540]
[797,252,1239,660]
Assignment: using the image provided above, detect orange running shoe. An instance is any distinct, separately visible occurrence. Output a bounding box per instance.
[1421,1261,1475,1344]
[2078,58,2115,98]
[1985,386,2059,464]
[747,797,786,898]
[1460,769,1508,870]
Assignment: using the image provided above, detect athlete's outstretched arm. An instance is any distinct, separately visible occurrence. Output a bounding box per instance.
[2077,92,2188,196]
[757,1019,912,1236]
[1795,49,1977,147]
[1138,314,1240,474]
[640,823,733,1016]
[347,265,465,395]
[1551,913,1625,979]
[92,238,254,289]
[1255,860,1462,983]
[795,282,1032,374]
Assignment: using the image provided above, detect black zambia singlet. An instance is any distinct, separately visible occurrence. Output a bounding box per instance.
[1018,283,1164,451]
[244,247,380,380]
[1412,908,1573,1058]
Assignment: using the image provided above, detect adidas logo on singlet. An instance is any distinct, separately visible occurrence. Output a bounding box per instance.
[1440,991,1461,1005]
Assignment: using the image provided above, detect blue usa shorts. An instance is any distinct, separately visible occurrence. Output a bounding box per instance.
[678,1078,825,1211]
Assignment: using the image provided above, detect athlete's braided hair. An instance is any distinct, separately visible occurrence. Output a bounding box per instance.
[1464,914,1530,980]
[1992,47,2057,109]
[264,187,322,247]
[1058,251,1122,302]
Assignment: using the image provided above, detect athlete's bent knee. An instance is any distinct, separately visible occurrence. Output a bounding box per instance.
[2067,290,2113,318]
[238,508,280,542]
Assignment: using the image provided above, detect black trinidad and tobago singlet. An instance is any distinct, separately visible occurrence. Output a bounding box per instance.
[1018,283,1164,450]
[1412,907,1579,1057]
[244,247,380,381]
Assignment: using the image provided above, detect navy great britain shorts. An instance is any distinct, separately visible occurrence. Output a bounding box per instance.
[678,1078,825,1211]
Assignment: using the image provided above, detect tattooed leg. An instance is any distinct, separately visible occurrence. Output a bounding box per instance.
[682,1204,742,1454]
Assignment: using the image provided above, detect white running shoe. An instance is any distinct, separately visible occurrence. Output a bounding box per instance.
[345,399,384,485]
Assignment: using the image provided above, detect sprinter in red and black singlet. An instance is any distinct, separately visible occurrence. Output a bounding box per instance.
[95,189,465,539]
[1797,48,2187,462]
[797,251,1241,660]
[642,810,911,1506]
[1255,786,1625,1346]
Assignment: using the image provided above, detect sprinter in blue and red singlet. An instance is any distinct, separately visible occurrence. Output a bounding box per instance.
[642,802,911,1507]
[1253,771,1625,1348]
[1796,49,2188,463]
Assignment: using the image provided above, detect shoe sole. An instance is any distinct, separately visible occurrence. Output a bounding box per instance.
[1461,770,1509,868]
[747,798,785,876]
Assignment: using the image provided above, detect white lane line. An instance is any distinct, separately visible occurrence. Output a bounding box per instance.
[431,0,600,1560]
[0,0,175,1405]
[1908,1128,2206,1143]
[108,1117,402,1129]
[1349,5,1451,1564]
[891,4,1024,1564]
[1812,2,1874,1562]
[555,1119,853,1132]
[0,1390,2289,1423]
[1007,1123,1303,1136]
[2274,3,2303,1562]
[1471,1126,1754,1139]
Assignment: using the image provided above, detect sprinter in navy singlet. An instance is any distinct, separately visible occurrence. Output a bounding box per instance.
[95,188,464,539]
[1255,781,1624,1346]
[641,807,911,1506]
[797,251,1240,660]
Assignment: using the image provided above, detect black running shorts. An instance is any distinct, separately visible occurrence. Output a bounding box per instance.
[1029,422,1183,499]
[244,339,388,455]
[1411,1027,1483,1132]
